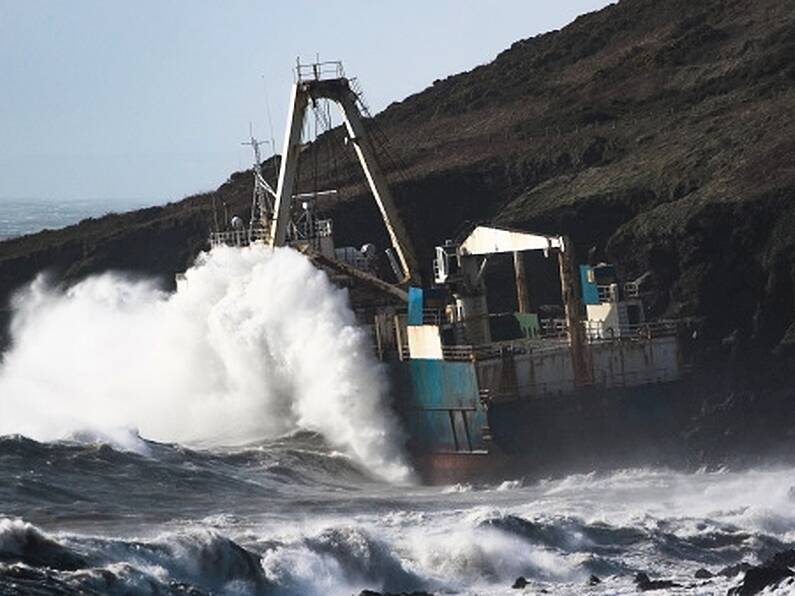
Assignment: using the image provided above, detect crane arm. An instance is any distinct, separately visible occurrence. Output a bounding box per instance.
[269,76,420,286]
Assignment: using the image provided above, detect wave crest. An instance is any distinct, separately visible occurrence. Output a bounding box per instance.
[0,246,411,482]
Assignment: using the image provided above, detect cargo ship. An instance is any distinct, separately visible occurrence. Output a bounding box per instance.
[196,61,689,483]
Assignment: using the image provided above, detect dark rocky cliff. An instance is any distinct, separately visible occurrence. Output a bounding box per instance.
[1,0,794,359]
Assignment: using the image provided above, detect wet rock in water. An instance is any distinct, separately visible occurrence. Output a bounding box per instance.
[512,576,529,589]
[727,549,795,596]
[695,568,714,579]
[634,572,681,591]
[728,567,793,596]
[588,574,602,585]
[766,549,795,569]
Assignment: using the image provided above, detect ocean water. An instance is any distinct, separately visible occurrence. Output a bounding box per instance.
[2,437,795,596]
[0,198,158,240]
[1,246,793,595]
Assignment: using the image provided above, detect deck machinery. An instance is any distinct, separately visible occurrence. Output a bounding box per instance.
[206,61,686,483]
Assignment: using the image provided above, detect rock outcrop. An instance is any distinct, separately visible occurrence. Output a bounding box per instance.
[728,550,795,595]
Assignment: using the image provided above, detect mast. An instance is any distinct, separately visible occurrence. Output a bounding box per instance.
[269,60,420,286]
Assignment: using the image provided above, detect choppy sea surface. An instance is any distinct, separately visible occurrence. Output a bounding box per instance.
[0,231,793,595]
[2,434,795,595]
[0,198,158,240]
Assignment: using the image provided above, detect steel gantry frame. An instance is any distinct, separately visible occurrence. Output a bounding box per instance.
[269,62,420,286]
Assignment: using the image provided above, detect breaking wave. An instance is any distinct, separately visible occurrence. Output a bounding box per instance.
[2,441,795,595]
[0,245,410,482]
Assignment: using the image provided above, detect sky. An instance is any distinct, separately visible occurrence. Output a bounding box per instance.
[0,1,613,204]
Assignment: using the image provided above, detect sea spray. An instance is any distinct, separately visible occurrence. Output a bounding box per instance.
[0,245,411,482]
[2,456,795,594]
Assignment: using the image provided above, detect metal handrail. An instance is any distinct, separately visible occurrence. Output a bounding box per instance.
[596,283,640,302]
[315,219,333,237]
[498,365,680,402]
[393,309,679,362]
[209,228,271,248]
[624,282,640,298]
[584,320,679,339]
[295,60,345,82]
[437,321,679,363]
[540,318,569,338]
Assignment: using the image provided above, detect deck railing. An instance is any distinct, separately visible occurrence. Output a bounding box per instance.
[397,321,679,362]
[540,318,569,338]
[584,320,679,339]
[390,305,680,363]
[209,220,332,250]
[481,364,680,403]
[209,228,271,248]
[596,282,640,303]
[624,281,640,298]
[295,60,345,82]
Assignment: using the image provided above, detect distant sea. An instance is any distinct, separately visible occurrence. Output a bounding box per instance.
[0,197,160,240]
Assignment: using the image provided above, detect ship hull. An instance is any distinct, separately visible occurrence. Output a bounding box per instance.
[390,359,697,485]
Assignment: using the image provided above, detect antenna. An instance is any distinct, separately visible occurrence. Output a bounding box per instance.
[261,75,277,153]
[241,127,277,233]
[241,133,269,174]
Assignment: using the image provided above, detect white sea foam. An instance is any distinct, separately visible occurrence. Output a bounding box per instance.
[4,467,795,594]
[0,245,411,482]
[495,479,523,491]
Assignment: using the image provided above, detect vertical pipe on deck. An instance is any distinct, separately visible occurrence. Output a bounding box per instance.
[513,250,531,313]
[557,238,592,388]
